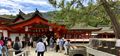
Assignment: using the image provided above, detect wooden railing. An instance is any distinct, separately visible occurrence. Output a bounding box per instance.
[8,49,29,56]
[69,45,116,56]
[14,50,29,56]
[85,46,116,56]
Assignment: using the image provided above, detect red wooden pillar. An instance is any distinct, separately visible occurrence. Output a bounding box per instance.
[8,31,10,38]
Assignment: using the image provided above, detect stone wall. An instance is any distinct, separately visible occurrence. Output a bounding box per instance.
[69,46,86,56]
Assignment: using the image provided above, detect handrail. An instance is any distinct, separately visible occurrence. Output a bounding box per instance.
[65,39,89,41]
[8,49,29,56]
[15,50,28,56]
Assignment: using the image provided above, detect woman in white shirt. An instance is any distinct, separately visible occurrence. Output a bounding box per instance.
[36,39,45,56]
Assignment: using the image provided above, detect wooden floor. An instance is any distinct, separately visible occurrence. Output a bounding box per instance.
[28,48,68,56]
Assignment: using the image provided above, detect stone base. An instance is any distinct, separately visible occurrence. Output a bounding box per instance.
[69,46,86,56]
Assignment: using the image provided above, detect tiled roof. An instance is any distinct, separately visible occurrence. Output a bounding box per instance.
[70,23,101,30]
[92,27,114,34]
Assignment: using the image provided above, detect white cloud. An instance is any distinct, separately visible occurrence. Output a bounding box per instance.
[0,0,8,2]
[0,9,17,15]
[0,9,10,15]
[13,0,50,6]
[23,10,49,14]
[0,0,24,9]
[38,10,48,13]
[0,0,55,15]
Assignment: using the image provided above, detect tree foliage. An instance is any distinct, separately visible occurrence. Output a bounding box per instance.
[48,0,113,28]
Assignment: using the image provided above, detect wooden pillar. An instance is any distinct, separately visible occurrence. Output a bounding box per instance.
[102,34,103,38]
[8,31,10,38]
[88,32,91,39]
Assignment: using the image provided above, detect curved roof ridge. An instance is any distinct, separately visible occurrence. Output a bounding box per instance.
[19,9,25,16]
[29,8,48,22]
[13,10,25,23]
[34,8,43,16]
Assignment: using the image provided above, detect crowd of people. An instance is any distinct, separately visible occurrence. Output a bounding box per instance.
[36,35,72,56]
[0,35,72,56]
[0,36,35,56]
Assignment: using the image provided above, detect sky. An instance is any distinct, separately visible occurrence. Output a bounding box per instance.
[0,0,56,15]
[0,0,96,15]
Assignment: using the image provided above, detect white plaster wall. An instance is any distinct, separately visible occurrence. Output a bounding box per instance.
[10,34,19,41]
[3,30,8,37]
[0,30,2,32]
[0,30,26,41]
[10,33,25,41]
[0,33,2,38]
[19,34,25,40]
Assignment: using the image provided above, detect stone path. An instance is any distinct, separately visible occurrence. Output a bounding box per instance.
[28,48,68,56]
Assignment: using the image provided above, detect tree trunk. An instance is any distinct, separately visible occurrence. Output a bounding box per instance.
[100,0,120,39]
[100,0,120,56]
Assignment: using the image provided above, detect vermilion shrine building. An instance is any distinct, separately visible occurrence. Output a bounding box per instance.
[0,9,103,41]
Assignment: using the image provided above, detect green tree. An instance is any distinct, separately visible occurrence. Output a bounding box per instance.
[48,0,111,28]
[49,0,120,55]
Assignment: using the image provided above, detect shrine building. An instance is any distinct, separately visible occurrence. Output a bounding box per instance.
[0,9,102,41]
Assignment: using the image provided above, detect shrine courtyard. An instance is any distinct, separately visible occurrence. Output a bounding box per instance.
[0,9,117,56]
[29,48,67,56]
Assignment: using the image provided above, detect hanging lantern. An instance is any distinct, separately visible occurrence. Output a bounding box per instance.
[54,33,57,35]
[25,26,28,31]
[49,26,52,31]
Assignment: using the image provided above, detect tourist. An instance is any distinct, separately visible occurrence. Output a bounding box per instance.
[28,37,33,49]
[58,37,64,52]
[0,38,3,56]
[13,36,22,54]
[7,38,12,49]
[36,39,45,56]
[55,38,59,52]
[64,40,71,55]
[0,43,2,56]
[49,36,54,51]
[3,37,9,56]
[31,37,34,47]
[26,37,30,47]
[42,35,48,51]
[24,34,29,47]
[0,37,4,46]
[0,36,6,56]
[21,37,25,48]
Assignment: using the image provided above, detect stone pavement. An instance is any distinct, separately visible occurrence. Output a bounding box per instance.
[28,48,68,56]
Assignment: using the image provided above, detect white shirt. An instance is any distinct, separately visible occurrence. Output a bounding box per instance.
[64,41,70,47]
[36,42,45,52]
[56,39,59,45]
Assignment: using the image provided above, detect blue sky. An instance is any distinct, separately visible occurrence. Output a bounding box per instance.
[0,0,56,15]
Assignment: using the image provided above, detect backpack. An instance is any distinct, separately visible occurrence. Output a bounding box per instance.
[13,42,20,50]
